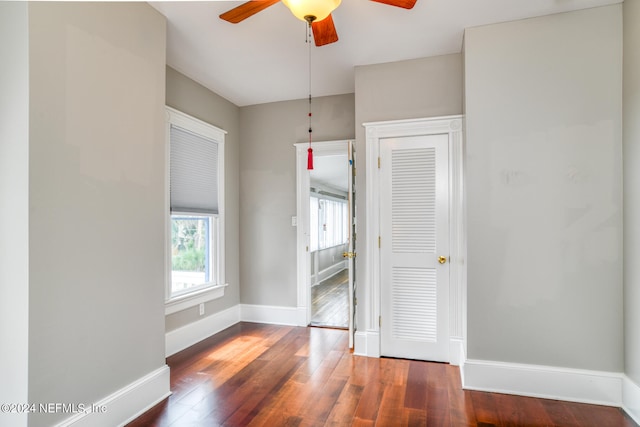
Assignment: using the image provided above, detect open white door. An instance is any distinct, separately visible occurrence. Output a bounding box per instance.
[379,134,450,362]
[346,140,356,349]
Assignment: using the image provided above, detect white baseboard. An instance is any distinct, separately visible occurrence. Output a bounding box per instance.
[313,262,348,285]
[240,304,300,326]
[462,359,622,407]
[623,375,640,425]
[55,365,170,427]
[296,306,308,327]
[354,331,367,356]
[449,338,464,366]
[353,330,380,357]
[165,305,241,357]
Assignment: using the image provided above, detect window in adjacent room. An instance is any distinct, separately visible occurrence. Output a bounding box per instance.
[166,107,226,308]
[309,195,348,252]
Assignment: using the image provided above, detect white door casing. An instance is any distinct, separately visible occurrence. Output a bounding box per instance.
[379,134,450,361]
[358,116,465,364]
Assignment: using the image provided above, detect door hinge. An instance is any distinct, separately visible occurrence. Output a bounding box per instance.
[378,157,381,169]
[353,167,356,177]
[378,236,381,248]
[379,316,382,327]
[354,297,357,306]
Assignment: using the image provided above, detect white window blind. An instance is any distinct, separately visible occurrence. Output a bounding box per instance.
[170,125,219,214]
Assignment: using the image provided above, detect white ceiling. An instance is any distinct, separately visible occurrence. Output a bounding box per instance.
[310,154,349,192]
[150,0,621,107]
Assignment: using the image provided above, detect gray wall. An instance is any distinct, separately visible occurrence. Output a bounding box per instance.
[27,3,167,426]
[465,5,623,371]
[239,94,355,306]
[624,0,640,386]
[0,3,29,426]
[165,66,241,332]
[353,54,463,331]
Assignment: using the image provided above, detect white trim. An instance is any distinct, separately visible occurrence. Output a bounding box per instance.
[354,332,368,356]
[623,376,640,425]
[166,106,227,139]
[296,307,308,327]
[165,283,227,315]
[54,365,170,427]
[164,106,226,303]
[448,338,464,366]
[462,359,623,407]
[363,116,465,361]
[353,330,380,358]
[240,304,300,326]
[165,305,240,357]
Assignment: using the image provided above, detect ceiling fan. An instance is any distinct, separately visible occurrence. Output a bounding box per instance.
[219,0,417,47]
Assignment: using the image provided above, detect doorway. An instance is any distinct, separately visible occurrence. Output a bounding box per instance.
[309,154,350,328]
[295,140,356,347]
[359,116,464,363]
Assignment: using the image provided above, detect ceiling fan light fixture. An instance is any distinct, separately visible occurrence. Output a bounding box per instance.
[281,0,341,23]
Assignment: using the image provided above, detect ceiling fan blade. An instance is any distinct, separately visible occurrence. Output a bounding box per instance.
[370,0,417,9]
[312,14,339,47]
[219,0,280,24]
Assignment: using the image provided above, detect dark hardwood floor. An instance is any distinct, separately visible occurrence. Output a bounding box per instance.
[310,269,349,329]
[127,323,637,427]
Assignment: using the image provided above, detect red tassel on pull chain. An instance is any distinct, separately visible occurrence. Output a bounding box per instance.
[307,147,314,170]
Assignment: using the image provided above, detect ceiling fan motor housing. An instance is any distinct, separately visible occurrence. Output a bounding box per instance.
[281,0,341,23]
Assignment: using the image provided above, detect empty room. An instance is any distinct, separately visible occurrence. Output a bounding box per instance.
[1,0,639,426]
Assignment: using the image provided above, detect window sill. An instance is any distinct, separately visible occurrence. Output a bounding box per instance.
[165,283,228,315]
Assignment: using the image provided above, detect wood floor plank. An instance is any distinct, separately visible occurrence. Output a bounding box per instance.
[537,398,582,427]
[221,355,307,426]
[245,379,307,427]
[425,378,450,425]
[493,393,554,426]
[404,360,429,410]
[567,401,638,427]
[470,391,502,426]
[403,408,428,426]
[375,383,409,425]
[126,323,638,427]
[425,362,450,419]
[447,365,477,427]
[352,379,384,422]
[302,376,349,425]
[325,383,364,425]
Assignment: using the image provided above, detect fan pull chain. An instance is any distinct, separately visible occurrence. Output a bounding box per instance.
[307,21,314,170]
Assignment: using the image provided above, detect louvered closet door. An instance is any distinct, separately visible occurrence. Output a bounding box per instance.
[380,134,449,362]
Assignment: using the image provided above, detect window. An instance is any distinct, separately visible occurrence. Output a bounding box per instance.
[309,194,348,252]
[171,214,216,294]
[166,107,226,309]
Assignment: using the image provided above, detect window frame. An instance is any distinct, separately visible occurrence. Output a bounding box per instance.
[309,192,348,252]
[169,212,218,297]
[165,107,227,314]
